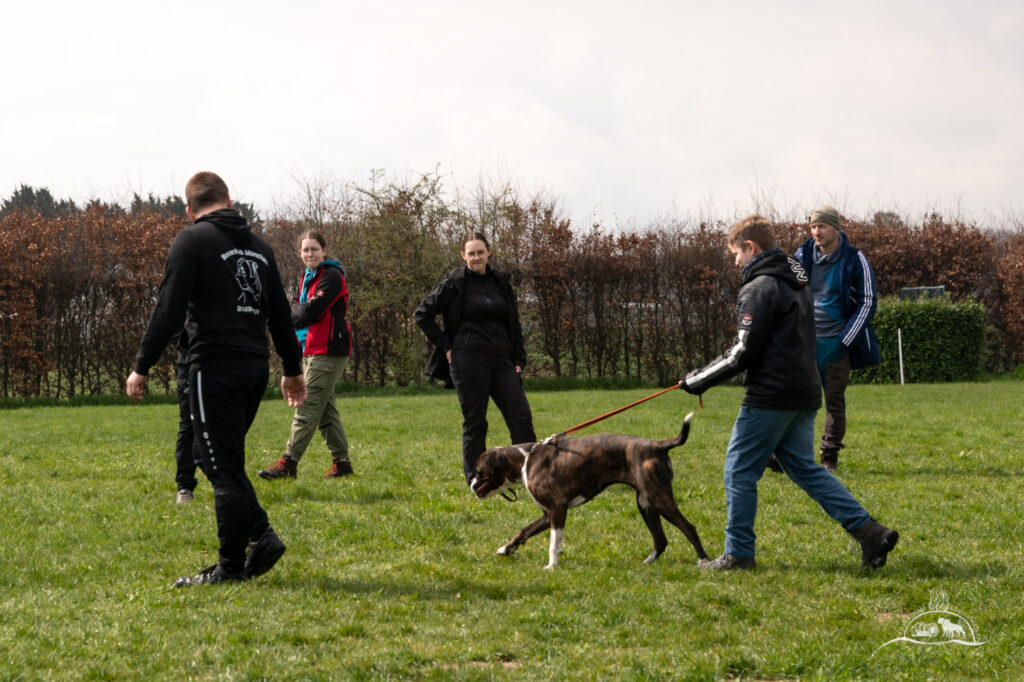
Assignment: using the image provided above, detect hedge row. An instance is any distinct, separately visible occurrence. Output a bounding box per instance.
[856,297,987,384]
[1,178,1022,399]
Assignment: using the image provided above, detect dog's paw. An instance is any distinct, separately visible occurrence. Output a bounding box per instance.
[496,545,515,556]
[543,562,558,570]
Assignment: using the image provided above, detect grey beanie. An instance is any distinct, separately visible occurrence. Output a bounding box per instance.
[809,205,841,229]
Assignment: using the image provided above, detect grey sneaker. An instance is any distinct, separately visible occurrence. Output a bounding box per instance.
[698,553,756,570]
[176,489,194,504]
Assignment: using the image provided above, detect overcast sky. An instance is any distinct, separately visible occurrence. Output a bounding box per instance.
[3,1,1022,227]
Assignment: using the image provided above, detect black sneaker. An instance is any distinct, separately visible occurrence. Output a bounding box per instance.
[174,564,245,588]
[850,519,899,568]
[698,553,756,570]
[244,527,286,579]
[766,454,784,473]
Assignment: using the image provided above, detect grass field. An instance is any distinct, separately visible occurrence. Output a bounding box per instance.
[1,381,1022,680]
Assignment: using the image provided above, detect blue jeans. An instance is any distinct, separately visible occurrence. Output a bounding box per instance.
[723,406,871,558]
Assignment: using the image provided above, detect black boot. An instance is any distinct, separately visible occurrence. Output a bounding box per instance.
[819,448,838,473]
[850,519,899,568]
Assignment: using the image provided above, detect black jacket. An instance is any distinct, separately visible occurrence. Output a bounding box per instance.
[413,265,527,388]
[684,249,821,410]
[133,208,302,377]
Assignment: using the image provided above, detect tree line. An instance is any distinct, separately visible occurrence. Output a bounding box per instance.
[1,173,1022,399]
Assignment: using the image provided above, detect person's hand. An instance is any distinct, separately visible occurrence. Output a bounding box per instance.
[446,349,452,363]
[126,371,148,402]
[515,365,522,374]
[281,374,307,407]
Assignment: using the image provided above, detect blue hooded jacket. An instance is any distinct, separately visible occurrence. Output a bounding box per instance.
[794,232,880,369]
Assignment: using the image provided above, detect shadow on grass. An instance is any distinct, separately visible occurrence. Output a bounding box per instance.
[275,574,556,601]
[260,485,406,505]
[854,464,1024,478]
[799,553,1011,579]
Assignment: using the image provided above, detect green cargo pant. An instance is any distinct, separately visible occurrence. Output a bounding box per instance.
[285,354,349,462]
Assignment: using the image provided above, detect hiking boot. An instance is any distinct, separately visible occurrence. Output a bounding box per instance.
[698,553,756,571]
[850,519,899,568]
[174,563,245,588]
[766,454,784,473]
[259,455,297,480]
[245,527,286,579]
[324,459,353,478]
[176,489,194,504]
[819,449,838,473]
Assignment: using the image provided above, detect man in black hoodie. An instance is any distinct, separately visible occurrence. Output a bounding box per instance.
[681,215,897,571]
[127,171,307,586]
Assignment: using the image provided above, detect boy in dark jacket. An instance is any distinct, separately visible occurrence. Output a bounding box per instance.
[681,215,897,571]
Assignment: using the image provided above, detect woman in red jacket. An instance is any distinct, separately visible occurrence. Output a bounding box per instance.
[260,231,353,479]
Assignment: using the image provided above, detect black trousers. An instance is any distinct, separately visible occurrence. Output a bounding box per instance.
[189,366,272,574]
[449,349,536,481]
[174,363,200,493]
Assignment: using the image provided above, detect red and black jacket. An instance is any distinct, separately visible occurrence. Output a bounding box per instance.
[291,262,351,357]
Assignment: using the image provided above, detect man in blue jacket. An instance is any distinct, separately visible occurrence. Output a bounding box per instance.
[794,205,880,473]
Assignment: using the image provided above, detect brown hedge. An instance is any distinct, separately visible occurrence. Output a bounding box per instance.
[1,199,1020,399]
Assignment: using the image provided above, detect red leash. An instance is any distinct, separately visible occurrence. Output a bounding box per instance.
[552,383,687,439]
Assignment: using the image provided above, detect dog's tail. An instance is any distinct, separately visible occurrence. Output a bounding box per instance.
[656,412,693,451]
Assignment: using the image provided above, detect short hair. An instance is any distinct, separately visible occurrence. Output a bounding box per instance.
[185,172,230,214]
[298,230,326,250]
[727,215,777,251]
[462,231,490,251]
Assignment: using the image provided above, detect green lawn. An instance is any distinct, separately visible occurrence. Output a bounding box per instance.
[1,382,1022,680]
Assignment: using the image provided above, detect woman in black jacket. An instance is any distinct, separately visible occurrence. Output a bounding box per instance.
[415,232,536,485]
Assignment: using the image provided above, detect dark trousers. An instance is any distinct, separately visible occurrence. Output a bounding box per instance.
[174,364,200,492]
[816,347,851,453]
[449,349,536,481]
[189,366,272,574]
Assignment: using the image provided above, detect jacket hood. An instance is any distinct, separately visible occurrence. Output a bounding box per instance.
[308,258,346,278]
[742,248,808,291]
[322,258,345,277]
[196,208,251,246]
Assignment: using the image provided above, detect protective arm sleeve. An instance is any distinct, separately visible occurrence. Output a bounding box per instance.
[683,277,776,394]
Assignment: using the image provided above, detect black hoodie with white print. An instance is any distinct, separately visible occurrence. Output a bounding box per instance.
[134,208,302,378]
